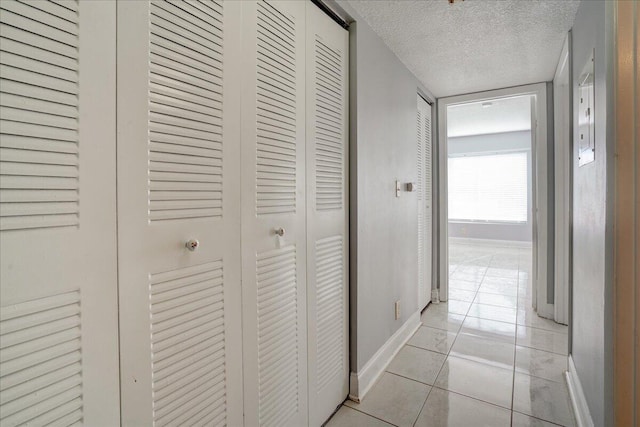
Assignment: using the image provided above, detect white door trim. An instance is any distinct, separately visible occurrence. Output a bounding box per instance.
[437,83,550,313]
[553,33,572,325]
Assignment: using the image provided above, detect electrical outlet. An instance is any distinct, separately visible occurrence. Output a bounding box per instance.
[395,301,400,320]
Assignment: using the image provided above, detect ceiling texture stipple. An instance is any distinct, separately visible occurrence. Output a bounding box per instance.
[342,0,580,97]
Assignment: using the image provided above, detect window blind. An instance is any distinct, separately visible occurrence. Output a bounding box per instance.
[448,152,528,223]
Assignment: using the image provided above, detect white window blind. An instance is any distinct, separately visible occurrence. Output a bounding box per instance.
[448,152,528,223]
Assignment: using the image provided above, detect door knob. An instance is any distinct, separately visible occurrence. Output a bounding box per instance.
[274,227,285,237]
[185,239,199,251]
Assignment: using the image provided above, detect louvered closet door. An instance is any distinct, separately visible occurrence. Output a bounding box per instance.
[0,1,120,425]
[116,1,243,425]
[417,95,432,309]
[240,1,308,426]
[306,4,349,426]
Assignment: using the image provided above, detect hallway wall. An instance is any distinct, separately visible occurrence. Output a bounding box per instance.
[338,2,436,373]
[570,1,615,425]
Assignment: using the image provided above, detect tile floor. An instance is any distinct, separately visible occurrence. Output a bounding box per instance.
[326,242,573,427]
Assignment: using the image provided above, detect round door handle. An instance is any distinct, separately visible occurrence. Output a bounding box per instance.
[185,239,199,251]
[274,227,285,237]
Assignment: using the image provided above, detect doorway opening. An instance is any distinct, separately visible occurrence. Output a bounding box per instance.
[446,95,533,319]
[433,83,569,358]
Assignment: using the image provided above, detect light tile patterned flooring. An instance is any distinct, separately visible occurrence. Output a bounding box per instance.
[327,242,573,427]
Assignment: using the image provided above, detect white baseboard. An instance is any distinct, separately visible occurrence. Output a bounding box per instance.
[449,237,533,248]
[348,311,421,402]
[565,355,595,427]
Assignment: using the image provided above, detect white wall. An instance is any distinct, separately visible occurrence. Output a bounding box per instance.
[337,1,436,373]
[447,130,533,242]
[570,1,615,425]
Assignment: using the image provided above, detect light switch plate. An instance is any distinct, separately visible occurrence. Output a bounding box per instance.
[395,180,401,198]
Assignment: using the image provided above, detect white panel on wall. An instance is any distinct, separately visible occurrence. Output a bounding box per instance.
[0,0,79,231]
[117,1,243,425]
[0,1,120,424]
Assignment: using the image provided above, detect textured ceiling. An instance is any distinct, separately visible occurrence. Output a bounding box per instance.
[343,0,580,97]
[447,95,531,137]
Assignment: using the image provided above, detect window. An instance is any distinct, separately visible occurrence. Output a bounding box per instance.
[448,152,528,223]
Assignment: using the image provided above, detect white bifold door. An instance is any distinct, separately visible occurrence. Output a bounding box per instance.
[417,95,433,310]
[240,1,348,426]
[305,4,349,426]
[0,1,120,425]
[239,1,308,426]
[116,1,348,426]
[117,1,244,426]
[0,0,346,425]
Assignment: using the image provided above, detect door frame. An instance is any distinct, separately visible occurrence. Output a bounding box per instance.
[436,83,551,315]
[419,90,437,306]
[553,33,572,325]
[612,0,638,423]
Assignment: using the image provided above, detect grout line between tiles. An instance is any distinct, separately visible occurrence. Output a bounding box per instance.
[411,270,481,427]
[515,369,569,385]
[380,371,432,427]
[515,343,569,357]
[512,411,566,426]
[342,405,399,427]
[514,321,570,335]
[384,370,438,387]
[429,383,513,411]
[404,342,449,355]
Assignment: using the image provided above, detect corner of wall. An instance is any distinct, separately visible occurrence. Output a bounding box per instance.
[348,311,421,402]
